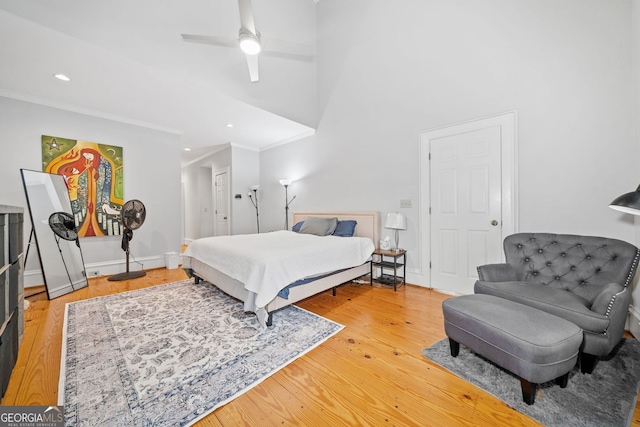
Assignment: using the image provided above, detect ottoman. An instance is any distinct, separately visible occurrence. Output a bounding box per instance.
[442,294,583,404]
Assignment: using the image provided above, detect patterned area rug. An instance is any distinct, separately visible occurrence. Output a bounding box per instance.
[423,338,640,427]
[59,279,343,426]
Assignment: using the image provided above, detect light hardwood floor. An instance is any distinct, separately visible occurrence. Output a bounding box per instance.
[4,269,640,426]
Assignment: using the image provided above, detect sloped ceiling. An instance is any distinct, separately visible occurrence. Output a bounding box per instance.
[0,0,318,164]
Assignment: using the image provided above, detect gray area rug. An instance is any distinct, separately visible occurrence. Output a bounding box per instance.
[59,279,343,426]
[423,338,640,427]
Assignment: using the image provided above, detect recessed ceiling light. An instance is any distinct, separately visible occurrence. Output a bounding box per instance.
[183,148,192,151]
[225,123,234,128]
[54,74,71,82]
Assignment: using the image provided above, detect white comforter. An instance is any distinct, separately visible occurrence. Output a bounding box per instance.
[182,231,375,308]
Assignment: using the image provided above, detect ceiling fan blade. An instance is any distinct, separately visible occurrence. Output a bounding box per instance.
[245,54,260,82]
[261,37,314,58]
[238,0,257,34]
[180,34,237,48]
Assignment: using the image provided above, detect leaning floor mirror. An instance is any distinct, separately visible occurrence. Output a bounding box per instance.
[21,169,88,299]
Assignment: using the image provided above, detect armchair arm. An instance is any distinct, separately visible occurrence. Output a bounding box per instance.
[589,285,631,355]
[476,263,522,282]
[590,283,627,316]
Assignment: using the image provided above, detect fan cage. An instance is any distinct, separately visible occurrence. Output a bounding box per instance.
[49,212,78,241]
[121,199,146,231]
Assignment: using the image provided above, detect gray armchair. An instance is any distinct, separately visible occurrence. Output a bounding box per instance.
[475,233,639,373]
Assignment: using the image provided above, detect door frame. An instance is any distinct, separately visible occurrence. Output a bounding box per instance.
[213,167,231,236]
[419,111,518,290]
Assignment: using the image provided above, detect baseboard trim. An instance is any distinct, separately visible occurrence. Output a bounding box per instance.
[24,255,168,288]
[627,305,640,339]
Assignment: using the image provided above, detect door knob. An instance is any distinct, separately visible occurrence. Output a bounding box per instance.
[491,220,499,226]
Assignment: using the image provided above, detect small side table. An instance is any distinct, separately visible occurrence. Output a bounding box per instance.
[370,249,406,291]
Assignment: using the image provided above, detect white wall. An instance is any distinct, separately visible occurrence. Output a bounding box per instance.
[199,167,214,238]
[0,95,182,283]
[259,0,637,288]
[230,146,260,235]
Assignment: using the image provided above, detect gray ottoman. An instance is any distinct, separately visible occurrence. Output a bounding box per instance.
[442,294,583,404]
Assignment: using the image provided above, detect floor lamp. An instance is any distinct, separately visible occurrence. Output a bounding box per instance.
[248,184,260,233]
[279,179,296,230]
[610,184,640,215]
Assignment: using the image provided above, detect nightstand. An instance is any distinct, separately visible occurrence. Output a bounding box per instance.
[370,249,406,291]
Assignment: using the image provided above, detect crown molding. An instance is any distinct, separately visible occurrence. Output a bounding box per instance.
[181,143,231,168]
[229,142,260,152]
[0,89,183,135]
[260,129,316,152]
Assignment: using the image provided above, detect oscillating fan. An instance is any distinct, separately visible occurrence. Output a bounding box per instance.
[49,212,81,289]
[108,199,147,281]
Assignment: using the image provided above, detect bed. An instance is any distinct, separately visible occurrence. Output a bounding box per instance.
[182,211,380,327]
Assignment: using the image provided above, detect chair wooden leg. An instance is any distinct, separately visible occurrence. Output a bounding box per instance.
[580,352,598,374]
[520,378,537,405]
[555,372,569,388]
[449,338,460,357]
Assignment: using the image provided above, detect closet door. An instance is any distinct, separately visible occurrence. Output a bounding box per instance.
[430,127,502,295]
[213,170,230,236]
[421,112,517,294]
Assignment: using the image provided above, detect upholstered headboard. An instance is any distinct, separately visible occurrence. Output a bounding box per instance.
[292,211,380,248]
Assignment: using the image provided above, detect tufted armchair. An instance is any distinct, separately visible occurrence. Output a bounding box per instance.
[475,233,639,374]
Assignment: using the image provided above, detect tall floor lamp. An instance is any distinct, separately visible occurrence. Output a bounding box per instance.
[248,184,260,233]
[279,179,296,230]
[610,184,640,215]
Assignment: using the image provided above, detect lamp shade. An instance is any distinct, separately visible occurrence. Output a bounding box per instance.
[279,178,293,187]
[249,184,260,191]
[610,185,640,216]
[385,213,407,230]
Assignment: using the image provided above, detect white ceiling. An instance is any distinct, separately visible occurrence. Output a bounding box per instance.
[0,0,318,164]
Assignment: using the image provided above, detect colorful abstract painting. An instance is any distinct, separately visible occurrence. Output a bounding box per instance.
[42,135,124,237]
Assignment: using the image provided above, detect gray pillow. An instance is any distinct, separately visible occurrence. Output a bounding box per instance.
[298,216,338,236]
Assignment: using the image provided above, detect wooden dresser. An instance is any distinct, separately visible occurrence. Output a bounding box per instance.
[0,205,24,398]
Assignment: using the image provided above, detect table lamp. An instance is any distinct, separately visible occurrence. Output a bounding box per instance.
[385,212,406,252]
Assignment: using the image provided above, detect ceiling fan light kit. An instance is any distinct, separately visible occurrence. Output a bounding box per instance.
[239,30,261,55]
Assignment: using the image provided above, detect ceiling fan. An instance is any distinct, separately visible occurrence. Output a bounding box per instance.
[181,0,313,83]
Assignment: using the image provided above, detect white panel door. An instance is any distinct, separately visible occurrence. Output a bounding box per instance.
[430,125,503,294]
[214,170,229,236]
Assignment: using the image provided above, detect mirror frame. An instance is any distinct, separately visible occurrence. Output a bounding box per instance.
[20,169,88,299]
